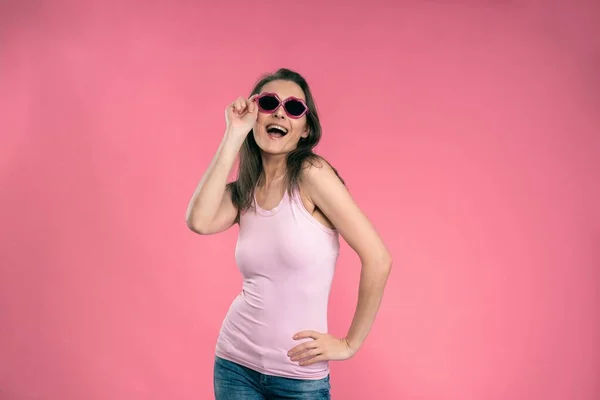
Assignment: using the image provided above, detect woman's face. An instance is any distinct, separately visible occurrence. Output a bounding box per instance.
[252,79,309,156]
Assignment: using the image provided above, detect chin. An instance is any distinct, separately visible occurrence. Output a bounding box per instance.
[258,143,288,156]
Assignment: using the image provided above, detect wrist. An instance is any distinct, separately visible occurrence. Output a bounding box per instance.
[224,127,250,143]
[344,336,361,354]
[220,129,246,155]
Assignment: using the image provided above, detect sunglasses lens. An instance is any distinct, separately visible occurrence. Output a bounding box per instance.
[258,95,279,111]
[284,100,307,117]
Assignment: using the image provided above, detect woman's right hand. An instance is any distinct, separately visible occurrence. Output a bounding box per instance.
[225,95,259,138]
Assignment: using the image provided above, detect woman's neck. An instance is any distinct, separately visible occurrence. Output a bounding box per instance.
[260,153,287,188]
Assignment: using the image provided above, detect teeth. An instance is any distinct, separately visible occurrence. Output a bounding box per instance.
[266,124,288,133]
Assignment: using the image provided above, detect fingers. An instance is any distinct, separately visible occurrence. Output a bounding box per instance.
[246,96,257,114]
[293,330,321,340]
[299,354,327,366]
[290,347,322,362]
[231,96,247,115]
[288,341,318,357]
[230,96,258,116]
[288,333,354,366]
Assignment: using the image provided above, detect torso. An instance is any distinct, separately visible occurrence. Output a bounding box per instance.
[215,183,340,380]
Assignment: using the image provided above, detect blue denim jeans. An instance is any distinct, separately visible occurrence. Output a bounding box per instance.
[213,356,331,399]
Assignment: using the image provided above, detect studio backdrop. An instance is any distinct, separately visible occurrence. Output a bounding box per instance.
[1,1,598,399]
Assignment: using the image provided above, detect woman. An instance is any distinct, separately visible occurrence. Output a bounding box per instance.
[186,68,392,399]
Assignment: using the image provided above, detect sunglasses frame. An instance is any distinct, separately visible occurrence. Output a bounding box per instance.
[254,92,309,119]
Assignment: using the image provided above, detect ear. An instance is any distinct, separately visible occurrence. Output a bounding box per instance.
[301,126,310,139]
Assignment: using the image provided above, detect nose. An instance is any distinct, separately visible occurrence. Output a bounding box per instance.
[273,105,286,119]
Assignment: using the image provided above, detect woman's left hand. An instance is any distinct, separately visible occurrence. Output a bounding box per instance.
[287,331,357,366]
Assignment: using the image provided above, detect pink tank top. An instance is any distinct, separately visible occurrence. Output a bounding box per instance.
[215,185,340,380]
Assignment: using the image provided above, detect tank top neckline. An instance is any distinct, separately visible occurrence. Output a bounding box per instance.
[253,188,289,216]
[251,186,337,236]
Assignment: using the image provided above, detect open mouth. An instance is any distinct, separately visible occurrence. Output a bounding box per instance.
[266,124,288,139]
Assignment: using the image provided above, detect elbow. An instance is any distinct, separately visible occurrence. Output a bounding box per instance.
[374,251,393,277]
[185,215,198,232]
[362,250,392,277]
[186,221,210,235]
[186,219,201,234]
[382,253,393,275]
[185,213,210,235]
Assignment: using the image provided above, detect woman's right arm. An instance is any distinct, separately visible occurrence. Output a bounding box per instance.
[185,96,258,235]
[185,132,244,235]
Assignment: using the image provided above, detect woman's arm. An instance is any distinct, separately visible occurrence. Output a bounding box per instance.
[185,132,243,235]
[186,96,258,235]
[288,161,392,365]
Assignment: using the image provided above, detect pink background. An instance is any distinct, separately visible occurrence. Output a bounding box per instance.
[1,1,599,399]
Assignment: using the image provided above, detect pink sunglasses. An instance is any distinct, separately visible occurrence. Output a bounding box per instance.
[254,92,309,119]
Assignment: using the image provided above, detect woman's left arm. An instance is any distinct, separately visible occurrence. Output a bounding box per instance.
[288,162,393,366]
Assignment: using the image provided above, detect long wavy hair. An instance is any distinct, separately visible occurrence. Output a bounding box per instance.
[227,68,343,220]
